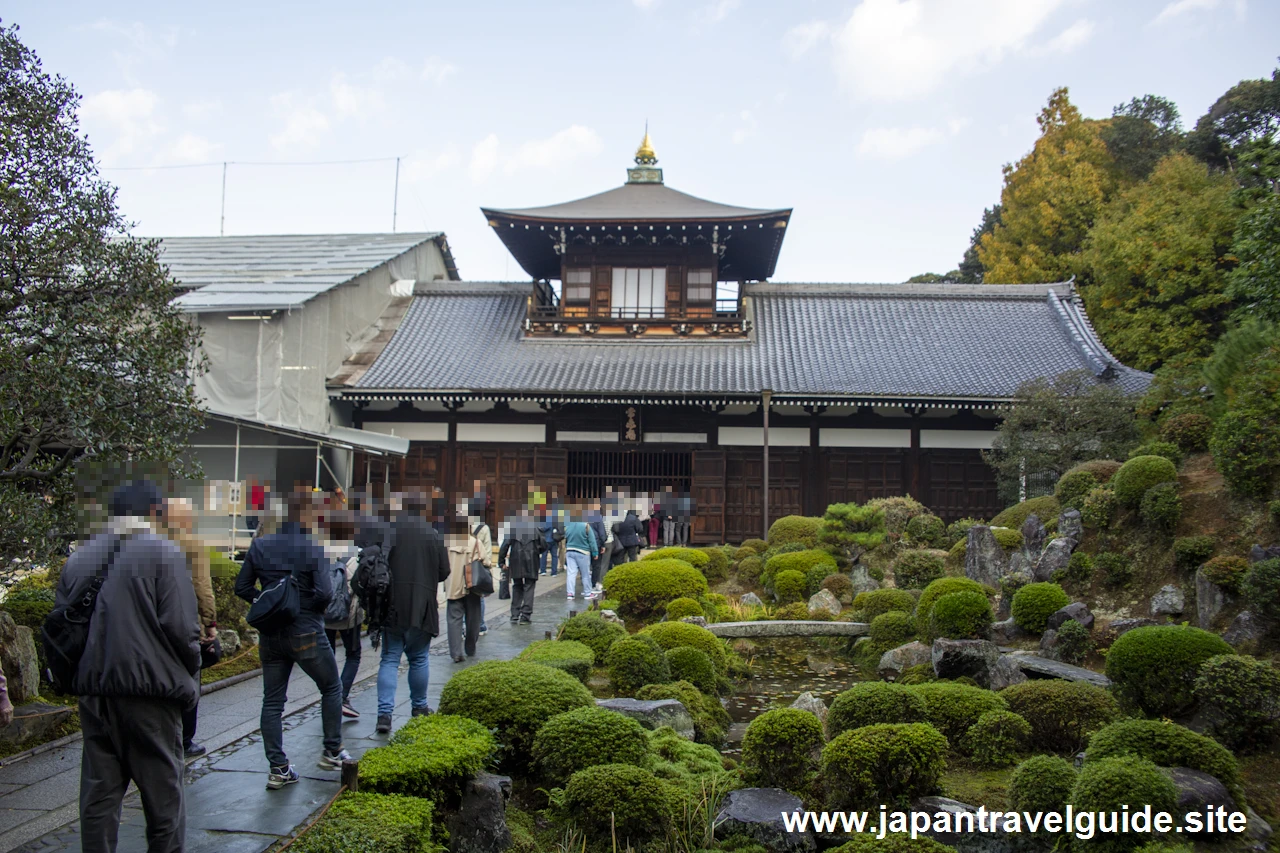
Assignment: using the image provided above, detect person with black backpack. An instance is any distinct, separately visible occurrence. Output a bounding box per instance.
[499,508,545,624]
[322,516,362,720]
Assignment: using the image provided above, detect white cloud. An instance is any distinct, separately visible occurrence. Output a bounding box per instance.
[1044,18,1095,53]
[80,88,163,158]
[268,94,331,150]
[405,147,463,182]
[468,126,603,183]
[1150,0,1245,25]
[783,21,831,59]
[168,133,220,162]
[856,118,968,160]
[830,0,1065,102]
[470,134,500,182]
[732,110,758,144]
[700,0,740,24]
[330,73,385,117]
[420,57,458,85]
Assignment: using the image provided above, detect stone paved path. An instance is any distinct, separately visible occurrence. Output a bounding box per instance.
[0,571,579,852]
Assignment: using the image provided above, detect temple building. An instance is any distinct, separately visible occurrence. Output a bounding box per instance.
[321,135,1151,543]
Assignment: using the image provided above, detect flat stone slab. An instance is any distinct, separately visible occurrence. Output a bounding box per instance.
[596,698,695,740]
[707,620,869,638]
[1007,653,1111,687]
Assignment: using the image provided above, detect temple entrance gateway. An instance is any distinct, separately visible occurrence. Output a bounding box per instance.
[565,448,691,503]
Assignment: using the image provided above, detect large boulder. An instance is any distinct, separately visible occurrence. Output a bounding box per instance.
[807,589,842,618]
[1162,767,1236,836]
[1150,584,1185,618]
[1034,538,1075,583]
[0,612,40,703]
[1195,567,1232,630]
[1246,808,1274,851]
[1224,611,1267,655]
[217,628,242,656]
[878,641,933,680]
[595,698,695,741]
[1101,617,1159,643]
[739,592,764,608]
[599,610,626,626]
[849,565,880,596]
[1058,510,1083,545]
[964,526,1007,589]
[1020,514,1047,560]
[790,692,829,730]
[988,655,1027,691]
[1249,544,1280,563]
[0,701,73,747]
[1046,602,1094,632]
[715,788,815,852]
[446,772,512,853]
[990,617,1025,644]
[911,797,1016,853]
[932,639,1002,687]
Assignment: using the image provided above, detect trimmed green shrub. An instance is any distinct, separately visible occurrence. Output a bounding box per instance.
[738,555,764,584]
[1173,535,1215,572]
[1128,440,1183,466]
[899,663,936,685]
[767,515,824,548]
[733,545,758,561]
[854,587,917,621]
[821,723,949,809]
[914,577,989,637]
[1054,619,1094,665]
[1138,481,1181,531]
[532,705,651,783]
[556,612,627,664]
[892,550,945,590]
[0,586,55,631]
[742,538,768,553]
[1112,455,1178,507]
[1066,551,1093,585]
[516,640,595,682]
[1085,718,1242,804]
[773,601,812,620]
[1095,551,1132,587]
[774,569,807,603]
[927,591,993,641]
[636,681,731,746]
[864,496,928,536]
[643,547,710,569]
[741,708,824,795]
[989,495,1061,531]
[1161,412,1213,452]
[664,597,705,622]
[1010,582,1070,633]
[869,611,915,648]
[763,549,838,589]
[1200,555,1248,593]
[821,573,854,603]
[1193,654,1280,752]
[1070,757,1178,853]
[1242,557,1280,616]
[1209,344,1280,498]
[291,792,434,853]
[906,513,945,547]
[1001,680,1118,754]
[961,710,1031,767]
[699,548,730,581]
[909,682,1007,743]
[1065,459,1123,483]
[1055,469,1100,510]
[644,725,734,791]
[1009,755,1076,814]
[829,835,957,853]
[827,682,928,740]
[563,763,671,842]
[990,527,1024,549]
[606,637,671,696]
[944,518,983,548]
[664,647,716,694]
[603,559,708,620]
[639,621,727,674]
[359,714,494,800]
[1081,486,1117,528]
[1105,625,1233,717]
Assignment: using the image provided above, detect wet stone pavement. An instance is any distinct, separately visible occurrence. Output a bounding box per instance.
[2,572,572,853]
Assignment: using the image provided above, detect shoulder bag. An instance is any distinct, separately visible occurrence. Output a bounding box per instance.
[42,536,123,694]
[246,566,302,632]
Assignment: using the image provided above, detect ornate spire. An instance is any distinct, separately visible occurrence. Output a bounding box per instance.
[635,129,657,166]
[627,125,663,184]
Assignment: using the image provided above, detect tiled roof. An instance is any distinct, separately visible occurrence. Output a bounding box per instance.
[483,182,788,221]
[346,281,1152,403]
[157,233,447,312]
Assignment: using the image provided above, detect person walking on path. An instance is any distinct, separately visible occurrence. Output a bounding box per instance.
[235,492,350,790]
[466,499,493,635]
[57,480,200,853]
[499,509,544,624]
[617,508,645,563]
[587,501,609,593]
[162,497,219,758]
[445,518,485,663]
[563,514,598,601]
[323,517,363,720]
[537,511,557,577]
[375,493,449,734]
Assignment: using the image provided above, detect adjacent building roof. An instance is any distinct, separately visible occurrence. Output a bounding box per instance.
[159,233,456,312]
[339,281,1152,406]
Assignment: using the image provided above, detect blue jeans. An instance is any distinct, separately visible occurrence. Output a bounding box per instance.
[377,627,431,717]
[566,550,592,597]
[325,627,361,701]
[259,630,343,768]
[540,544,556,575]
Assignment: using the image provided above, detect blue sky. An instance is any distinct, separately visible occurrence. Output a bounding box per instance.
[6,0,1278,282]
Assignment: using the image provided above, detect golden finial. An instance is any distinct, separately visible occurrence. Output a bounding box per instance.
[635,125,657,166]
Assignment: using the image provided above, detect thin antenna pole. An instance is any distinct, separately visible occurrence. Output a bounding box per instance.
[220,162,228,236]
[392,157,401,233]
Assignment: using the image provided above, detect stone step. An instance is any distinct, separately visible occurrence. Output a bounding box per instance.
[1006,652,1112,687]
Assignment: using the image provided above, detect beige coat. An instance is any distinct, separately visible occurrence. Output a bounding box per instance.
[171,531,216,632]
[445,536,483,601]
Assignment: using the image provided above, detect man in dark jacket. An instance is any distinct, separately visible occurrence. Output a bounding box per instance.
[57,480,200,853]
[586,501,609,590]
[236,491,349,789]
[500,509,546,624]
[375,492,449,733]
[616,509,645,563]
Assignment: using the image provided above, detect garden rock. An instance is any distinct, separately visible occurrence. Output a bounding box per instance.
[0,701,73,746]
[1223,611,1266,654]
[878,641,933,680]
[964,526,1006,588]
[596,698,695,741]
[1249,544,1280,563]
[679,616,709,628]
[807,589,842,618]
[988,655,1027,690]
[1046,602,1094,632]
[0,612,40,703]
[599,610,625,626]
[932,639,1000,686]
[446,772,512,853]
[243,628,260,646]
[1020,514,1047,560]
[715,788,815,853]
[991,618,1024,644]
[995,570,1032,619]
[739,593,764,608]
[1034,538,1075,583]
[1058,509,1083,544]
[1040,629,1062,660]
[1150,584,1186,617]
[1101,617,1159,643]
[1007,653,1112,687]
[1195,568,1231,630]
[217,628,241,656]
[1246,808,1274,850]
[1162,767,1236,833]
[849,565,880,595]
[789,692,828,729]
[911,797,1015,853]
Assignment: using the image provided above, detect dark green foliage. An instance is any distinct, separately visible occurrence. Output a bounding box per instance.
[664,597,705,622]
[829,836,957,853]
[914,577,988,637]
[1081,486,1117,528]
[532,706,651,783]
[1200,555,1249,593]
[1173,536,1216,572]
[291,792,434,853]
[961,710,1031,767]
[1193,654,1280,752]
[927,591,993,641]
[602,559,708,620]
[1227,194,1280,324]
[563,763,671,842]
[892,550,944,590]
[741,708,824,795]
[767,515,824,549]
[1085,718,1242,804]
[1070,758,1178,853]
[869,611,915,648]
[1243,557,1280,617]
[821,723,949,809]
[1066,551,1094,585]
[635,681,731,746]
[737,555,764,584]
[908,682,1008,744]
[516,640,595,682]
[1104,625,1234,717]
[899,663,936,685]
[1094,551,1132,587]
[0,585,55,630]
[1065,459,1124,483]
[826,682,928,740]
[556,612,627,664]
[358,714,494,801]
[1055,469,1099,510]
[906,514,945,547]
[821,573,853,602]
[1138,481,1182,531]
[664,647,716,694]
[763,549,838,592]
[606,638,670,696]
[989,495,1061,531]
[853,587,916,621]
[990,527,1023,549]
[1128,440,1183,466]
[1112,455,1179,507]
[865,496,928,536]
[1103,95,1185,181]
[1009,755,1077,814]
[639,621,727,674]
[1010,582,1070,633]
[773,601,814,620]
[773,569,806,603]
[1161,413,1214,452]
[1270,499,1280,523]
[698,547,730,581]
[820,502,887,567]
[944,518,983,548]
[1054,619,1094,665]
